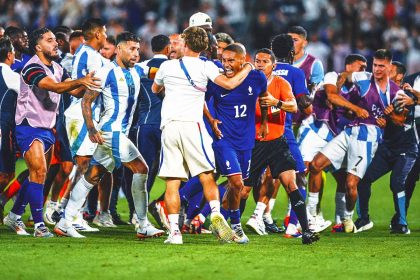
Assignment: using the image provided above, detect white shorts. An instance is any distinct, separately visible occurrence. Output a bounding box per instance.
[321,125,380,178]
[92,131,142,172]
[297,116,333,162]
[158,121,215,181]
[65,117,97,157]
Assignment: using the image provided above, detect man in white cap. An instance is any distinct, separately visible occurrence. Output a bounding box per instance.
[189,12,217,59]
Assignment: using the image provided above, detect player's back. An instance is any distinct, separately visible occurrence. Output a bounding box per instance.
[0,64,20,121]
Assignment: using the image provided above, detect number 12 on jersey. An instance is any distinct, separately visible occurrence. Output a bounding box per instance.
[234,105,247,118]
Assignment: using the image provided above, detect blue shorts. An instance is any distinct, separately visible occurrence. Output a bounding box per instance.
[213,141,251,179]
[0,121,16,173]
[15,125,55,156]
[284,127,306,173]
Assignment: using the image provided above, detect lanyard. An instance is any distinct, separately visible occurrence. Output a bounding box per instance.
[179,59,207,92]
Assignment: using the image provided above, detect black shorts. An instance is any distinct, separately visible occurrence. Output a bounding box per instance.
[244,136,296,188]
[0,121,16,173]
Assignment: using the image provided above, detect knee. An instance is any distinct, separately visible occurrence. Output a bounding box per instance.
[85,166,104,185]
[310,160,322,175]
[31,166,47,183]
[61,163,74,176]
[229,177,243,192]
[240,186,251,200]
[346,178,359,195]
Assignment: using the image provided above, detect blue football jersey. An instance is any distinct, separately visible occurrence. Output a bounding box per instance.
[208,70,267,150]
[273,62,309,128]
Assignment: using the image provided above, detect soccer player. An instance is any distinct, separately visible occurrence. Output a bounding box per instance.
[4,26,31,73]
[168,33,184,60]
[151,26,254,244]
[389,61,406,87]
[100,36,117,61]
[55,32,164,239]
[205,44,268,244]
[297,54,368,232]
[214,32,234,61]
[0,37,20,197]
[63,18,114,229]
[3,27,100,237]
[308,49,402,233]
[243,48,319,244]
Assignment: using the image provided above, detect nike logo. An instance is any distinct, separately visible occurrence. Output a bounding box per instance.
[59,228,68,234]
[221,93,230,98]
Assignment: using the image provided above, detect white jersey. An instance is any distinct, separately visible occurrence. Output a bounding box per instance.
[154,57,220,129]
[94,61,145,134]
[65,44,107,121]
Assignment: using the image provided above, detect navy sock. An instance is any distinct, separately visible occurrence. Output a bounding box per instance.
[179,176,203,204]
[229,209,241,225]
[239,198,247,217]
[186,192,203,219]
[289,186,306,225]
[290,189,309,231]
[10,178,30,216]
[357,180,371,220]
[27,182,45,225]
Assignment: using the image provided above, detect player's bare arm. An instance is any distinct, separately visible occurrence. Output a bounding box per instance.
[37,71,101,95]
[213,63,253,90]
[151,82,164,94]
[324,83,369,119]
[203,103,223,139]
[82,89,103,144]
[259,92,297,113]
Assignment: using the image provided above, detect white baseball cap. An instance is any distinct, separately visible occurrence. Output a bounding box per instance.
[189,12,212,28]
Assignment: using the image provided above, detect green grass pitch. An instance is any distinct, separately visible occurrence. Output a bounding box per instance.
[1,161,420,279]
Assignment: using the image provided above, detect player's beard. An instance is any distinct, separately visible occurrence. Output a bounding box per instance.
[44,50,59,61]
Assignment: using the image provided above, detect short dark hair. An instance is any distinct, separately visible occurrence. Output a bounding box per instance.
[116,32,140,45]
[0,37,14,62]
[271,34,294,60]
[55,32,68,42]
[69,30,84,41]
[255,48,275,63]
[223,43,245,56]
[345,54,367,65]
[29,27,51,53]
[288,26,307,39]
[215,33,234,44]
[151,34,170,52]
[373,49,392,61]
[392,61,406,75]
[82,18,105,40]
[106,35,116,46]
[53,25,73,36]
[4,26,24,39]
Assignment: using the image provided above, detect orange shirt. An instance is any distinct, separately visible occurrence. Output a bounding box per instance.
[255,75,294,141]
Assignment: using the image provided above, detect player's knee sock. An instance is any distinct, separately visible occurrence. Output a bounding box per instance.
[229,209,241,226]
[186,192,203,219]
[200,203,211,218]
[220,207,229,220]
[239,198,247,216]
[307,192,319,217]
[253,202,266,220]
[64,176,93,222]
[131,173,148,228]
[27,182,45,227]
[335,192,346,224]
[289,186,307,226]
[168,213,180,234]
[179,177,202,204]
[393,191,407,225]
[10,179,30,216]
[289,189,309,232]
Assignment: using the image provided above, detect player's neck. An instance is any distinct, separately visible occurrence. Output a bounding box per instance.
[375,76,389,91]
[115,56,128,69]
[293,51,304,62]
[184,48,200,58]
[86,40,101,52]
[266,72,274,85]
[37,52,52,66]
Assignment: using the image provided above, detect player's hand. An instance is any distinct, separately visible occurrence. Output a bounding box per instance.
[257,122,268,140]
[402,83,413,93]
[80,71,101,90]
[396,91,415,107]
[354,107,369,119]
[376,117,387,128]
[259,93,277,107]
[384,105,394,115]
[88,127,104,144]
[211,119,223,139]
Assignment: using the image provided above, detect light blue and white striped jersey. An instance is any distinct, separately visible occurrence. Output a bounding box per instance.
[94,61,146,134]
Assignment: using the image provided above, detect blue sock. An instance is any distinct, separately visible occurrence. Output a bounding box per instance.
[179,176,203,204]
[186,192,203,219]
[200,203,211,218]
[10,178,30,216]
[220,207,229,220]
[27,182,45,225]
[229,209,241,225]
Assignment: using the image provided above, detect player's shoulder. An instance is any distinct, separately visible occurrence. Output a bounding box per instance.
[97,62,117,80]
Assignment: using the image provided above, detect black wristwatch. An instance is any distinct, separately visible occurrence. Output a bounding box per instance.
[276,100,283,109]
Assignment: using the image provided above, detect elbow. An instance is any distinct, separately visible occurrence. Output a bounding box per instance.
[291,104,298,113]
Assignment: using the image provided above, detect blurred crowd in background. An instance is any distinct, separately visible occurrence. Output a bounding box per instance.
[0,0,419,74]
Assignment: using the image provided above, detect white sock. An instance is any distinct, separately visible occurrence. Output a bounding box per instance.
[335,192,346,224]
[198,213,206,223]
[263,212,274,224]
[209,200,220,213]
[64,176,93,223]
[253,202,266,219]
[307,192,319,217]
[131,173,148,228]
[168,214,180,234]
[344,209,354,220]
[268,198,276,214]
[9,211,21,220]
